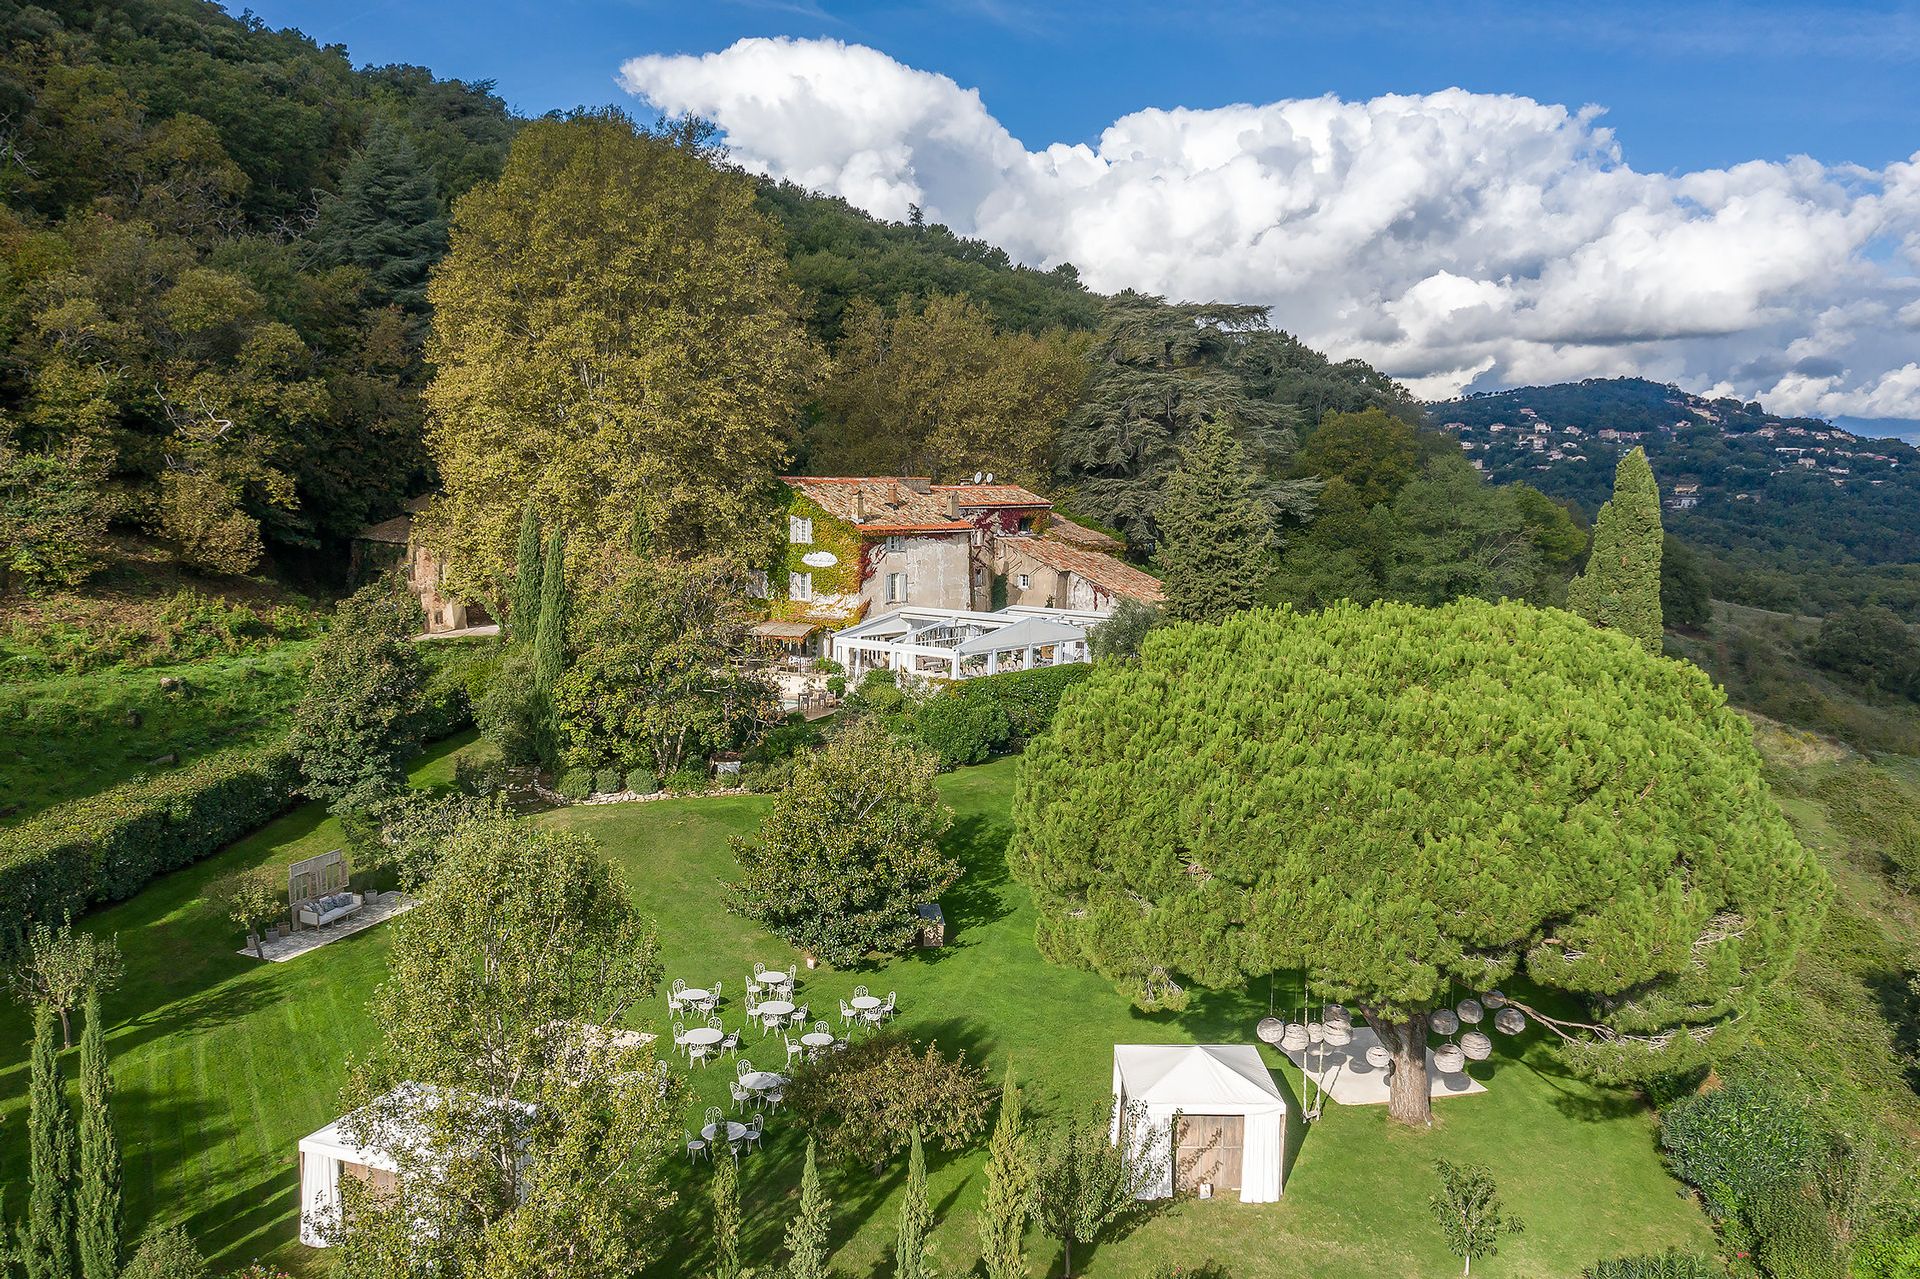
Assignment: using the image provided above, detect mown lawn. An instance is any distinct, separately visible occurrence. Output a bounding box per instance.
[0,746,1713,1277]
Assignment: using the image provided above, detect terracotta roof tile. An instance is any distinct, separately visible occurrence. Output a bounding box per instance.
[998,535,1165,604]
[929,482,1052,509]
[780,476,972,533]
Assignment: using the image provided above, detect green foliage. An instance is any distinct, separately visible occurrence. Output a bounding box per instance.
[712,1150,742,1279]
[555,768,594,801]
[1660,1073,1816,1222]
[208,866,286,958]
[908,693,1010,768]
[0,738,299,927]
[1057,295,1354,549]
[908,665,1093,760]
[551,555,773,778]
[475,645,545,766]
[1029,1101,1168,1279]
[23,1000,73,1279]
[1295,407,1423,506]
[75,990,121,1279]
[117,1225,209,1279]
[1813,763,1920,892]
[730,720,958,966]
[894,1128,934,1279]
[533,526,569,698]
[9,918,123,1049]
[784,1032,992,1173]
[811,293,1088,487]
[509,503,542,644]
[289,581,426,811]
[0,435,112,592]
[1807,606,1918,699]
[1428,1160,1522,1275]
[2,591,318,679]
[1568,448,1666,653]
[337,814,678,1278]
[1011,599,1826,1091]
[422,111,822,595]
[1660,535,1713,630]
[977,1064,1031,1279]
[313,115,446,312]
[1156,417,1272,623]
[1088,599,1160,662]
[783,1138,832,1279]
[1749,1186,1848,1279]
[1581,1250,1719,1279]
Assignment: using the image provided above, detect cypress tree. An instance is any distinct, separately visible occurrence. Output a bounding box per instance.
[1567,447,1664,653]
[1156,417,1272,625]
[784,1138,832,1279]
[711,1150,741,1279]
[532,526,569,695]
[509,502,542,643]
[977,1063,1031,1279]
[314,115,446,311]
[75,990,120,1279]
[894,1127,932,1279]
[23,1001,74,1279]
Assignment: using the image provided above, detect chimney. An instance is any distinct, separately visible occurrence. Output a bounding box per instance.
[853,488,867,522]
[946,491,959,519]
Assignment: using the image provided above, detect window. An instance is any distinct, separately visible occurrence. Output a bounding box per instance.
[747,570,770,599]
[790,571,813,601]
[788,515,814,545]
[885,572,908,603]
[883,535,906,554]
[1016,573,1031,590]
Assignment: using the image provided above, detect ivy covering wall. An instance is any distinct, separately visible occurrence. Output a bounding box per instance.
[769,492,869,625]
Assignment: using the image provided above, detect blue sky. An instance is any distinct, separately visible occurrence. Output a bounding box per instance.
[242,0,1919,173]
[241,2,1920,429]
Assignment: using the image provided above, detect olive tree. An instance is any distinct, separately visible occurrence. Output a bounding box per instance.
[1011,599,1826,1126]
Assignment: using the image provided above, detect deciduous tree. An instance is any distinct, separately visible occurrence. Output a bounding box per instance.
[209,867,286,959]
[784,1032,990,1172]
[1028,1101,1166,1279]
[1428,1160,1521,1275]
[1011,599,1826,1126]
[730,720,958,965]
[1568,447,1664,653]
[289,579,426,812]
[10,917,122,1048]
[422,110,821,594]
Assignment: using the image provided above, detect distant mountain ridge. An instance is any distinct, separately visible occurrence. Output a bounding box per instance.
[1427,377,1920,617]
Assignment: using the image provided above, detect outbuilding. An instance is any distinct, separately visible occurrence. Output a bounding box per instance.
[1111,1044,1288,1204]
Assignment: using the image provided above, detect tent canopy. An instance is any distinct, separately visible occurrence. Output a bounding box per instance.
[1114,1043,1286,1110]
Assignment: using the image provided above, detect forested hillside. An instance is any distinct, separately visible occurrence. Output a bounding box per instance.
[1435,378,1920,619]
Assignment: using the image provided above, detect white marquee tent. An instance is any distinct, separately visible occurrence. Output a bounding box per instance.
[1111,1044,1288,1203]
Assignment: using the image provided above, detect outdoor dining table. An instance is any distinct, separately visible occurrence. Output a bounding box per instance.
[741,1071,786,1092]
[848,995,882,1012]
[800,1031,835,1050]
[754,1000,795,1029]
[680,1026,724,1048]
[758,970,791,986]
[679,987,713,1006]
[701,1120,748,1144]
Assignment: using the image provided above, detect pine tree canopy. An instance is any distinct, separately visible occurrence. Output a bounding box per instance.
[1156,417,1272,624]
[1568,447,1664,654]
[314,115,447,311]
[1010,598,1827,1080]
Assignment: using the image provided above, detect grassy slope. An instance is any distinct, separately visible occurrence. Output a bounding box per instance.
[0,748,1712,1278]
[0,642,316,825]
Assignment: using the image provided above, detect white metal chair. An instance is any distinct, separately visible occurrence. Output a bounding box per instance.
[753,961,767,978]
[784,1035,804,1068]
[685,1131,708,1163]
[720,1029,742,1057]
[744,1114,764,1153]
[730,1081,754,1114]
[704,1106,724,1128]
[671,1020,688,1056]
[880,991,897,1022]
[668,978,687,1013]
[787,1002,809,1029]
[853,984,868,999]
[839,999,857,1027]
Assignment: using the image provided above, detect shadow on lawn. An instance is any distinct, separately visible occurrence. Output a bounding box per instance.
[938,813,1015,944]
[1514,1039,1647,1123]
[188,1164,299,1267]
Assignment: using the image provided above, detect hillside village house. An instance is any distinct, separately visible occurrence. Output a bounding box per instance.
[759,474,1160,686]
[350,497,490,636]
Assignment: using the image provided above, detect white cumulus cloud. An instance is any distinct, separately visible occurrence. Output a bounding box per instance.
[619,37,1920,421]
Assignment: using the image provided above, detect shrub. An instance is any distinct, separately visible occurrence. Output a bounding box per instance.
[785,1031,991,1171]
[1660,1072,1817,1222]
[933,663,1092,742]
[0,739,299,929]
[592,767,622,795]
[665,766,708,794]
[414,643,494,741]
[1583,1251,1720,1279]
[475,645,545,765]
[453,744,510,798]
[120,1223,211,1279]
[1750,1185,1848,1279]
[909,693,1009,768]
[745,716,823,768]
[554,768,594,801]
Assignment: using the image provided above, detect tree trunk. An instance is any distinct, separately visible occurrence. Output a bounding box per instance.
[59,1006,72,1049]
[1366,1011,1432,1127]
[1062,1238,1072,1279]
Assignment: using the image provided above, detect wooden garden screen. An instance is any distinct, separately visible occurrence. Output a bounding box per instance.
[1176,1114,1244,1193]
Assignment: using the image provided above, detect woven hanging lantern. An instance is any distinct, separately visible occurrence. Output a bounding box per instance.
[1429,1008,1460,1036]
[1456,998,1485,1024]
[1323,1003,1351,1031]
[1494,1006,1525,1035]
[1306,1021,1326,1044]
[1256,1017,1285,1045]
[1280,1023,1309,1052]
[1322,1023,1353,1047]
[1365,1044,1392,1068]
[1483,990,1508,1009]
[1433,1043,1466,1073]
[1461,1030,1493,1061]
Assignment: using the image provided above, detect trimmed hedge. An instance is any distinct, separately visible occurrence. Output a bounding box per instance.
[0,739,301,927]
[905,663,1093,766]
